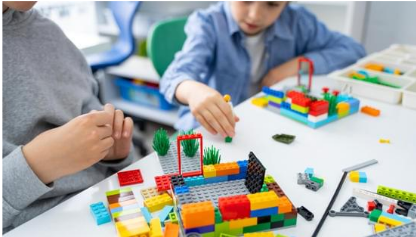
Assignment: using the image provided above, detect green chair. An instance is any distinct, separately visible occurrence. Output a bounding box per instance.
[147,17,188,77]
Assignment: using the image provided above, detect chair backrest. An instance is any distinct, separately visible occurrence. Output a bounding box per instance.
[109,1,141,54]
[147,17,188,77]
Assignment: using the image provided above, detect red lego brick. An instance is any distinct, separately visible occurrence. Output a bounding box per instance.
[286,90,305,99]
[218,195,250,221]
[292,97,311,107]
[155,175,172,192]
[310,100,329,112]
[387,204,395,214]
[367,201,376,212]
[117,169,143,186]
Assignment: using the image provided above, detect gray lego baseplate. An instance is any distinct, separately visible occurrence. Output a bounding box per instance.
[176,179,250,208]
[364,221,416,237]
[158,143,201,175]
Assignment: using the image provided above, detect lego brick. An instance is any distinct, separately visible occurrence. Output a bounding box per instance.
[309,100,329,113]
[266,182,286,197]
[220,234,238,237]
[185,175,205,187]
[90,202,111,225]
[244,231,274,237]
[359,172,367,183]
[292,96,311,107]
[229,217,257,229]
[170,175,185,187]
[340,197,364,212]
[251,97,269,108]
[205,176,228,184]
[150,218,163,237]
[169,212,178,224]
[283,218,297,227]
[106,187,134,197]
[304,180,322,192]
[262,87,284,98]
[158,205,173,223]
[214,162,240,176]
[250,207,278,217]
[218,195,251,221]
[368,201,376,212]
[184,224,215,234]
[155,175,172,192]
[369,209,382,222]
[245,152,266,193]
[157,143,180,175]
[247,191,279,210]
[297,206,314,221]
[353,188,398,207]
[307,113,328,123]
[109,199,138,210]
[174,186,189,195]
[270,221,284,229]
[115,216,149,237]
[409,205,416,219]
[203,165,216,178]
[310,176,324,186]
[277,197,292,214]
[266,95,283,104]
[304,168,314,178]
[242,222,270,233]
[140,207,152,223]
[374,223,387,233]
[110,203,141,214]
[140,186,166,200]
[181,201,215,229]
[377,185,416,204]
[256,215,271,224]
[164,223,179,237]
[264,175,275,184]
[268,101,281,109]
[215,208,223,223]
[280,107,309,124]
[117,169,143,186]
[201,232,215,237]
[291,103,309,114]
[144,193,173,212]
[271,213,284,222]
[361,106,380,117]
[112,208,142,219]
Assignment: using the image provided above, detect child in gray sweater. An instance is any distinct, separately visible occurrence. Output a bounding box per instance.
[3,2,136,232]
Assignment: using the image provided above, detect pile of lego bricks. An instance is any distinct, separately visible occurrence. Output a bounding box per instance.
[172,152,297,236]
[256,87,360,128]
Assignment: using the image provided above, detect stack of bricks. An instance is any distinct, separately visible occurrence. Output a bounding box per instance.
[262,87,284,109]
[349,171,367,183]
[106,188,150,237]
[369,208,412,228]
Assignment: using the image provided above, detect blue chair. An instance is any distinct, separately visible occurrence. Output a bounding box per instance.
[87,1,141,72]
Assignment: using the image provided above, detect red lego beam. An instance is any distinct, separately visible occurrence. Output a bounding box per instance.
[297,57,314,92]
[176,133,204,177]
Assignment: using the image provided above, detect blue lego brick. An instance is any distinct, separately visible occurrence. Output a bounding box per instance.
[110,203,141,214]
[359,172,367,183]
[250,207,278,217]
[280,108,309,124]
[184,224,215,234]
[158,205,173,225]
[336,94,350,103]
[141,207,152,223]
[175,186,189,194]
[269,101,281,108]
[184,175,205,186]
[381,211,412,224]
[90,202,111,225]
[281,102,291,110]
[228,173,246,181]
[237,160,248,170]
[204,175,228,184]
[346,98,360,112]
[304,168,314,178]
[262,87,284,98]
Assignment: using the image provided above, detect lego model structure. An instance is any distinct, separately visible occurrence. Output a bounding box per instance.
[363,221,416,237]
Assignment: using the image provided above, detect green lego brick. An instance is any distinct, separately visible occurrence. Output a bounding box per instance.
[215,222,229,236]
[169,212,178,224]
[225,137,233,143]
[266,95,283,104]
[369,209,382,222]
[202,232,215,237]
[105,187,132,196]
[243,223,271,233]
[310,176,324,186]
[219,234,237,237]
[271,213,284,222]
[264,174,275,184]
[215,208,223,223]
[291,103,309,113]
[261,183,269,192]
[283,218,297,227]
[377,185,416,203]
[228,228,243,236]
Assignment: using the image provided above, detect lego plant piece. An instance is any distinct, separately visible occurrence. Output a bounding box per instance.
[361,106,380,117]
[225,136,233,143]
[180,130,200,158]
[203,146,221,165]
[272,134,295,144]
[90,202,111,225]
[117,169,143,186]
[153,128,170,156]
[297,206,314,221]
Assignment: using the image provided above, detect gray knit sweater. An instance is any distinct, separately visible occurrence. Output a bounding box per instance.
[2,8,136,233]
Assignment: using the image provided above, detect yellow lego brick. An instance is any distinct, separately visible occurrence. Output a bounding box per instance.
[251,97,269,107]
[266,95,283,104]
[374,223,387,233]
[140,186,166,200]
[349,171,360,182]
[116,217,149,237]
[291,103,309,114]
[337,102,350,115]
[247,191,279,210]
[244,232,275,237]
[203,165,216,178]
[149,218,163,237]
[277,196,292,214]
[144,193,173,212]
[229,217,257,229]
[378,216,402,227]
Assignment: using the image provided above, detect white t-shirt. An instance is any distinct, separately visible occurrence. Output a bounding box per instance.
[244,32,266,96]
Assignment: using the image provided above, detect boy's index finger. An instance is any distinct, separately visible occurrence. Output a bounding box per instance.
[103,103,115,123]
[90,111,113,126]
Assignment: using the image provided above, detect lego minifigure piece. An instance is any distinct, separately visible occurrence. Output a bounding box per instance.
[117,169,143,187]
[272,134,296,144]
[387,204,395,214]
[245,152,266,193]
[361,106,380,117]
[340,197,364,213]
[297,206,314,221]
[90,202,111,225]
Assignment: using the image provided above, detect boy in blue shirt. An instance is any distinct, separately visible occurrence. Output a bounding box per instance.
[161,1,366,138]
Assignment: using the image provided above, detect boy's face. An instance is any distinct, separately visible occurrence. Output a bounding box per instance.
[3,1,37,12]
[230,1,288,36]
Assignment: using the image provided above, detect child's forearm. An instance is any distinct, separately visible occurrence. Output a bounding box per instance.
[175,80,200,105]
[261,56,302,87]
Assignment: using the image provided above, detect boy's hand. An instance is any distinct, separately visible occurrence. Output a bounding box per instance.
[175,80,239,137]
[101,104,133,161]
[23,111,115,184]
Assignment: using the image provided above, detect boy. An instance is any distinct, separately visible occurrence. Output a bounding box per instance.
[3,1,135,232]
[161,1,366,137]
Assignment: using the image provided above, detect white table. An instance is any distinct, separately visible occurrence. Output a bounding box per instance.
[5,76,416,237]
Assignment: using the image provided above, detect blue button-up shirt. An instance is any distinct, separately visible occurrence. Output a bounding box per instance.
[161,2,366,131]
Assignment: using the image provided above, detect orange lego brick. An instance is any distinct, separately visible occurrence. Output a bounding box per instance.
[164,223,179,237]
[214,162,240,176]
[181,201,215,229]
[365,63,384,72]
[361,106,380,117]
[277,196,292,214]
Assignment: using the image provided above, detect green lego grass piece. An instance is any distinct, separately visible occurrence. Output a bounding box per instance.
[225,136,233,143]
[369,209,382,222]
[243,223,270,233]
[283,218,297,227]
[180,129,199,157]
[261,183,269,192]
[152,128,170,156]
[271,214,284,222]
[272,134,296,144]
[204,146,222,165]
[215,208,223,223]
[377,185,416,203]
[202,232,215,237]
[310,176,324,186]
[168,212,178,224]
